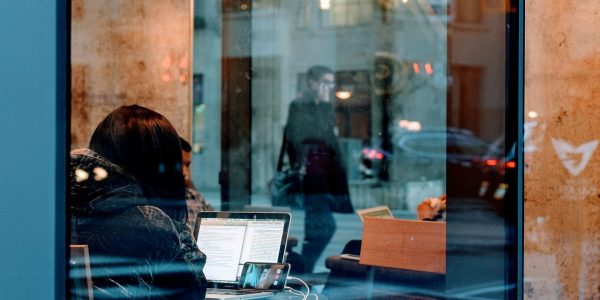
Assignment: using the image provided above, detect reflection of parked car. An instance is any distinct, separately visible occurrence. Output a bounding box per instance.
[392,128,497,196]
[394,128,493,164]
[476,137,516,200]
[358,147,390,179]
[478,137,516,176]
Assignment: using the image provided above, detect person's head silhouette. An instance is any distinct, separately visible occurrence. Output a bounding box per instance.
[306,65,335,103]
[89,104,186,222]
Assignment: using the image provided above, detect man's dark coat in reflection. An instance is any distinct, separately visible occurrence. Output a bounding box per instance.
[285,65,353,273]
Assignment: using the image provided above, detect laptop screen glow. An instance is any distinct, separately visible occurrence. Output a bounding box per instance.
[196,218,286,283]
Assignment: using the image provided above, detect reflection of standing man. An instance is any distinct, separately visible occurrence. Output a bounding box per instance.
[285,65,352,273]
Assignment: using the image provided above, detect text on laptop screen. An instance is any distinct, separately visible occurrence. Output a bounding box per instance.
[196,218,286,283]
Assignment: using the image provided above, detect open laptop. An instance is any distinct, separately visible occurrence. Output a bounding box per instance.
[194,211,291,300]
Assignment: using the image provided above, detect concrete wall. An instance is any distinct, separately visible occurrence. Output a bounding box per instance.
[71,0,192,148]
[524,1,600,298]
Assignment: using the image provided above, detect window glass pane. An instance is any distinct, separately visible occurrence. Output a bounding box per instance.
[192,0,516,298]
[455,0,482,23]
[68,0,518,298]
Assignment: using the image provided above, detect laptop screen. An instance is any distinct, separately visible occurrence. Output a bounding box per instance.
[194,212,291,286]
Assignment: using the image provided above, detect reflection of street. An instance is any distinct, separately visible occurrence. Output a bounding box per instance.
[446,196,512,298]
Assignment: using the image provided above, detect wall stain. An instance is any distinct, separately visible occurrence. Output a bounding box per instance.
[526,1,600,298]
[71,0,192,149]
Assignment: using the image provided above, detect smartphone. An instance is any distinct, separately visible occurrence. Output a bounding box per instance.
[238,262,290,290]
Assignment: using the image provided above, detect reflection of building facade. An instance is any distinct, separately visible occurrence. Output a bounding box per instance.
[193,0,505,199]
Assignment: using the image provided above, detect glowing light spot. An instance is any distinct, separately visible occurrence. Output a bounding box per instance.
[412,63,420,74]
[161,56,172,68]
[93,167,108,181]
[407,121,421,131]
[528,111,538,119]
[506,161,516,168]
[75,169,89,183]
[179,56,189,69]
[485,159,498,166]
[424,63,433,75]
[375,153,384,160]
[399,120,410,128]
[192,143,203,153]
[336,91,352,100]
[478,181,490,197]
[402,0,408,3]
[494,183,509,200]
[320,0,330,10]
[195,104,206,114]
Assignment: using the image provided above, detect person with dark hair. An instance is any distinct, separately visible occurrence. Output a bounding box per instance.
[88,105,187,222]
[179,137,194,185]
[179,136,213,232]
[70,105,207,299]
[285,65,353,273]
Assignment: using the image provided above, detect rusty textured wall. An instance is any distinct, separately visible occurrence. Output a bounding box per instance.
[524,1,600,299]
[71,0,192,149]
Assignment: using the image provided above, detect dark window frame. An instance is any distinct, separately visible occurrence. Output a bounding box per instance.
[58,0,525,298]
[57,0,70,299]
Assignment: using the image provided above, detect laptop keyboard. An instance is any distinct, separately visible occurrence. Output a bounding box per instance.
[207,288,260,295]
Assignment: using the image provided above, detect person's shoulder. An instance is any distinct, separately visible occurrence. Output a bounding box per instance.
[76,205,181,257]
[289,98,302,109]
[289,96,314,113]
[185,186,202,199]
[127,205,179,234]
[70,148,147,214]
[186,187,212,207]
[292,93,313,105]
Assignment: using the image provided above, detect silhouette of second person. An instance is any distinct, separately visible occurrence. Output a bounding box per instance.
[285,65,352,273]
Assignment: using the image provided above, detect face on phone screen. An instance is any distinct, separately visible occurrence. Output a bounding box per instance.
[239,263,290,290]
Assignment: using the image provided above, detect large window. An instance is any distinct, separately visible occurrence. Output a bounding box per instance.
[68,0,520,299]
[191,0,519,298]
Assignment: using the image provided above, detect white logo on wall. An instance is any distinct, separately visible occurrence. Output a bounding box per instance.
[524,121,546,153]
[551,138,598,177]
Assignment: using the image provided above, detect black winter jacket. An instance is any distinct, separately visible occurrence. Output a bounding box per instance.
[70,149,207,299]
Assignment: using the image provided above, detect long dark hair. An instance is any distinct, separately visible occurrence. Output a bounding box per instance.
[89,105,186,223]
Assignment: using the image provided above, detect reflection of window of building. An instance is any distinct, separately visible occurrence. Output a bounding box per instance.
[454,0,482,24]
[253,0,280,9]
[298,0,314,29]
[334,70,371,140]
[448,65,484,134]
[320,0,374,27]
[428,0,449,17]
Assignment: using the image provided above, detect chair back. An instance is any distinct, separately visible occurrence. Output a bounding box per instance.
[69,244,94,300]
